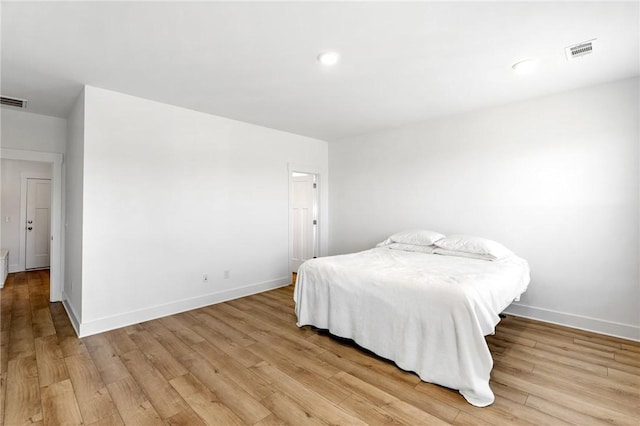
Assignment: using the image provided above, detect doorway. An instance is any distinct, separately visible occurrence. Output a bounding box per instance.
[290,171,319,274]
[1,148,63,301]
[25,178,51,270]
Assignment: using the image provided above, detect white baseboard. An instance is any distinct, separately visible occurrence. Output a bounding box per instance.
[61,292,81,336]
[8,264,22,273]
[504,303,640,342]
[77,277,291,338]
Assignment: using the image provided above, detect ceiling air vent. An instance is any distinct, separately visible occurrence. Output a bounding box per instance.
[0,96,28,109]
[565,39,596,60]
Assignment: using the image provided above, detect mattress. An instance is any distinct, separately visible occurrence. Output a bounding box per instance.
[293,247,530,406]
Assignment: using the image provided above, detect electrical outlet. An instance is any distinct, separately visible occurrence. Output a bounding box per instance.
[224,270,230,279]
[203,273,208,283]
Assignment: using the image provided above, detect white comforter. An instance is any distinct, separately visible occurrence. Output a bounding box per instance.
[293,248,530,407]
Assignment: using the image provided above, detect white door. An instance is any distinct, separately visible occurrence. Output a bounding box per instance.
[26,179,51,270]
[291,173,317,272]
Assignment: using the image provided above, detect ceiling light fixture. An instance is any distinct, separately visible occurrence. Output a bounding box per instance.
[317,51,340,66]
[512,58,538,75]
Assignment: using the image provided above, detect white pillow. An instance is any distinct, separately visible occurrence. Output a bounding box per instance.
[380,229,445,247]
[434,235,513,260]
[432,248,495,261]
[386,243,436,254]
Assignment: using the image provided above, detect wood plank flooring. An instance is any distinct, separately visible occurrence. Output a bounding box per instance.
[1,270,639,425]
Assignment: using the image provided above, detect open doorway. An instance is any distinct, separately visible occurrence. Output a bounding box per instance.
[0,149,63,301]
[1,161,52,272]
[290,171,319,278]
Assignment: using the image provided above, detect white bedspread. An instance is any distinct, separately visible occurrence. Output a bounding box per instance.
[293,248,530,407]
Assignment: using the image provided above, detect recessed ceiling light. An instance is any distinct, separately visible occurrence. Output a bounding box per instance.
[318,51,340,66]
[512,58,538,75]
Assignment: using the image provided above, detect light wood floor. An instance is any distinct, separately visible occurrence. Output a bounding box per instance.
[1,270,639,425]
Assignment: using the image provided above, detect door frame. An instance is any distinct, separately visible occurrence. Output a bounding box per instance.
[1,148,63,301]
[22,175,52,270]
[288,163,321,275]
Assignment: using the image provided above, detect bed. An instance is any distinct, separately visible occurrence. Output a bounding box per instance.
[293,230,530,407]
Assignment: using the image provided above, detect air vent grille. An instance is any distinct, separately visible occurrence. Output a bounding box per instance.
[1,96,27,108]
[565,39,596,60]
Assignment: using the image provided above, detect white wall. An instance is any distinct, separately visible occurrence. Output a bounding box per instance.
[0,159,52,272]
[64,89,85,324]
[77,86,328,336]
[1,108,67,153]
[329,78,639,340]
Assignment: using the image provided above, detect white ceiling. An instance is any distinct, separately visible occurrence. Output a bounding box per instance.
[1,1,638,141]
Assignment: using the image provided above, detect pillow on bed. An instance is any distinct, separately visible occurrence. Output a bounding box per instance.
[434,235,513,260]
[377,229,445,247]
[386,243,436,254]
[432,248,496,261]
